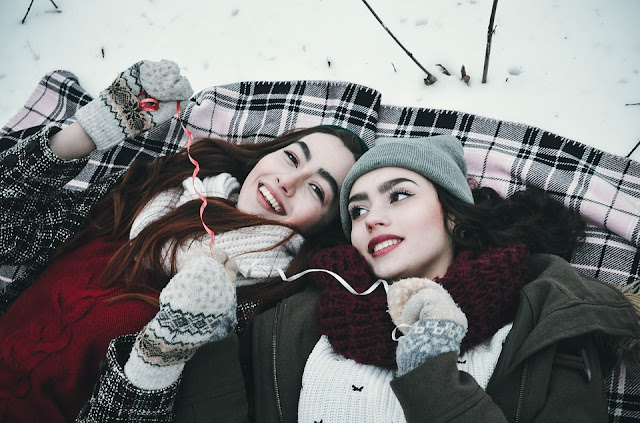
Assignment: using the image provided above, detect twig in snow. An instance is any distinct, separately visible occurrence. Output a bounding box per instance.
[21,0,35,24]
[627,140,640,158]
[436,64,451,76]
[625,103,640,106]
[360,0,437,85]
[482,0,499,83]
[461,65,470,85]
[22,0,59,24]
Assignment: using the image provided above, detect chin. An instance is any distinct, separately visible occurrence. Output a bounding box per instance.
[374,268,404,282]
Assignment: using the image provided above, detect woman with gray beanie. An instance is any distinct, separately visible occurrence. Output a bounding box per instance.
[301,135,640,422]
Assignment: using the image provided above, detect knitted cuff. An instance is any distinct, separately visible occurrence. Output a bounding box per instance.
[124,347,185,391]
[396,319,467,376]
[135,303,237,367]
[77,335,180,422]
[75,95,137,152]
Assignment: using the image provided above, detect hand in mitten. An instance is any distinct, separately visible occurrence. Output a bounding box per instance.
[388,278,468,376]
[75,59,193,152]
[124,247,238,390]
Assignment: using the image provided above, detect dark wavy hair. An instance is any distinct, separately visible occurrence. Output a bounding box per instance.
[436,182,586,260]
[56,125,365,308]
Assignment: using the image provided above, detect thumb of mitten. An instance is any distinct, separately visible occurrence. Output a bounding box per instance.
[388,278,467,334]
[210,247,239,284]
[139,59,193,129]
[140,59,193,101]
[388,278,433,334]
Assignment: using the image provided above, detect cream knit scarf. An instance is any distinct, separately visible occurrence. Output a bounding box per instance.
[130,173,304,285]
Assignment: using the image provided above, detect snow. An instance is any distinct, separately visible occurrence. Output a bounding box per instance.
[1,0,639,160]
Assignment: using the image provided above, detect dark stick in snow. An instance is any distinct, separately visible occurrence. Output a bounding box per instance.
[22,0,60,24]
[482,0,499,83]
[627,140,640,158]
[360,0,437,85]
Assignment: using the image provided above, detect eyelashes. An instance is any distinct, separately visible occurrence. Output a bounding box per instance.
[389,188,412,203]
[284,149,325,203]
[348,188,414,221]
[284,150,298,166]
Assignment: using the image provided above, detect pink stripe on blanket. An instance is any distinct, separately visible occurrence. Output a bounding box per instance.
[5,72,72,132]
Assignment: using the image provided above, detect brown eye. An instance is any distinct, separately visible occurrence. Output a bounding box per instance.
[311,184,325,203]
[285,151,298,167]
[390,190,412,203]
[349,206,367,221]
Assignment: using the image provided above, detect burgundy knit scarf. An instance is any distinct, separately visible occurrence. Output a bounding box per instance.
[309,243,533,369]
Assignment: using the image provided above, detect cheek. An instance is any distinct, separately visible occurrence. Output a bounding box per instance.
[289,202,322,233]
[350,228,368,256]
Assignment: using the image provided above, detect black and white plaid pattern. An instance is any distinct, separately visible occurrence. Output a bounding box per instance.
[0,126,123,314]
[2,70,638,421]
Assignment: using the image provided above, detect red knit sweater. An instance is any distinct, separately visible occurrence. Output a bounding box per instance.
[0,237,158,423]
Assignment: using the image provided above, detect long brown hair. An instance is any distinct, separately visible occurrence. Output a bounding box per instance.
[56,125,365,306]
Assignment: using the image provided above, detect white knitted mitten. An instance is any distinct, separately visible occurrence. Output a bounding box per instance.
[124,246,238,390]
[388,278,468,376]
[75,59,193,151]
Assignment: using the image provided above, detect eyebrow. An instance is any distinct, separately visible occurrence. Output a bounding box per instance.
[295,141,312,161]
[295,140,338,202]
[319,168,339,201]
[348,177,416,205]
[379,178,415,193]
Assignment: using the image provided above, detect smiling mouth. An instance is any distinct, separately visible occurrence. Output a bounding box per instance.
[259,185,284,215]
[371,239,402,254]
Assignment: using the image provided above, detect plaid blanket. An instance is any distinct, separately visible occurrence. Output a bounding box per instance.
[2,70,639,421]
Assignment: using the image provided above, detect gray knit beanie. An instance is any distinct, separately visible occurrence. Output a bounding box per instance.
[340,135,474,238]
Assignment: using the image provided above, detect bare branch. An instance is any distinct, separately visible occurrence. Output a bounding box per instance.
[627,140,640,158]
[482,0,500,83]
[436,64,451,76]
[361,0,437,84]
[22,0,59,24]
[21,0,35,24]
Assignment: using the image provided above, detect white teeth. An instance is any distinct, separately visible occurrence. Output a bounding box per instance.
[259,185,283,213]
[373,239,401,253]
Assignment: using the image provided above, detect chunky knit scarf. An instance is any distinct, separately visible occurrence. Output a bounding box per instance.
[310,243,533,369]
[131,173,304,286]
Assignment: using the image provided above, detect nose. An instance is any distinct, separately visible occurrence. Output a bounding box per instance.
[364,208,389,233]
[277,172,304,197]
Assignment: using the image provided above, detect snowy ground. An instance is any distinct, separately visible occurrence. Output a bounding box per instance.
[1,0,638,160]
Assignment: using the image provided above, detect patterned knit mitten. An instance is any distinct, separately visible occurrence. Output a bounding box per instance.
[124,246,238,390]
[389,278,468,376]
[75,59,193,151]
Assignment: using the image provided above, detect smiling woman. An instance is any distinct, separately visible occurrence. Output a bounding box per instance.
[237,131,355,234]
[0,60,365,422]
